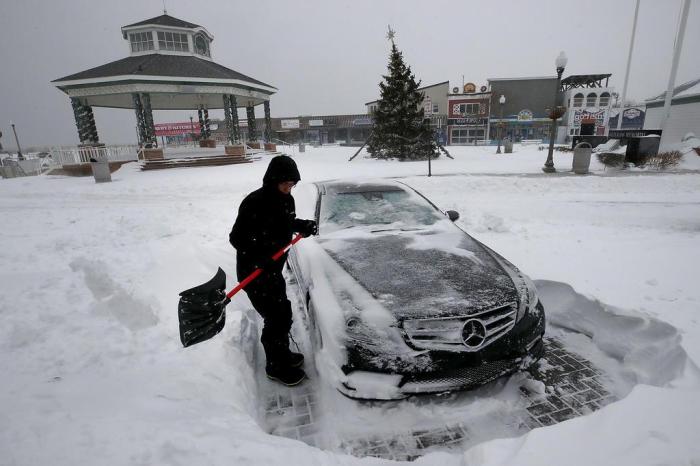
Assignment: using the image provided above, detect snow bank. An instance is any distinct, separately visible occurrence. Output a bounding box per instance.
[463,385,700,466]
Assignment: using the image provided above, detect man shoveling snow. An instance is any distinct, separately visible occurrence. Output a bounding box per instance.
[229,155,318,386]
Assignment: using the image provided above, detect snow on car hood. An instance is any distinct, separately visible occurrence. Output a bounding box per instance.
[318,219,518,320]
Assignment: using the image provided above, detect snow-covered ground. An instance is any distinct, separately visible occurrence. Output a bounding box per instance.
[1,144,700,465]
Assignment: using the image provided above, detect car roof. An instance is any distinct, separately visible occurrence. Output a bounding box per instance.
[318,180,406,195]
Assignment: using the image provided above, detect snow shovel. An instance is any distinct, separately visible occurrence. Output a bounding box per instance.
[178,233,304,348]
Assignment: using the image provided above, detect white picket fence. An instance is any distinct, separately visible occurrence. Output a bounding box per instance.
[49,145,139,167]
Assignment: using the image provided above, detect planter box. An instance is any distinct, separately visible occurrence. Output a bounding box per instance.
[142,148,164,161]
[225,145,246,156]
[248,142,261,149]
[264,143,277,152]
[53,161,129,177]
[199,139,217,148]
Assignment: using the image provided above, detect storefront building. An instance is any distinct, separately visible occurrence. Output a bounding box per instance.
[447,83,491,144]
[207,114,375,146]
[487,76,561,142]
[560,74,615,139]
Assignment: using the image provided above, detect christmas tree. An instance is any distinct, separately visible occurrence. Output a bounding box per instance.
[367,28,437,160]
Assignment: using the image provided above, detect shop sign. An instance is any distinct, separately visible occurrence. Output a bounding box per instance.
[281,119,300,129]
[573,109,607,128]
[447,117,487,126]
[353,117,374,126]
[423,97,433,115]
[624,108,641,120]
[308,119,324,127]
[154,122,201,136]
[517,110,534,121]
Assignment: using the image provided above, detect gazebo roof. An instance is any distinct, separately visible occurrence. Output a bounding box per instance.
[52,54,275,90]
[122,14,203,30]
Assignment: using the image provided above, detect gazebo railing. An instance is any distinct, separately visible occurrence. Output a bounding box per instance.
[49,145,139,167]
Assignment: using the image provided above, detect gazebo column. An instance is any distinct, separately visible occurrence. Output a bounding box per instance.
[223,95,232,142]
[263,100,276,153]
[141,93,156,147]
[132,93,162,160]
[246,104,259,148]
[223,95,245,157]
[70,97,100,145]
[132,93,146,145]
[230,95,241,143]
[197,104,215,148]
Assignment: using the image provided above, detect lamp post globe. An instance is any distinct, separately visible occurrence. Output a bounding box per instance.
[543,51,567,173]
[496,94,506,154]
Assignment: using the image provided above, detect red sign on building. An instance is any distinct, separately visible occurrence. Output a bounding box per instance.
[154,122,201,136]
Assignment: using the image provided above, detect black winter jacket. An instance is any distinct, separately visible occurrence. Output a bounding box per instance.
[229,156,306,278]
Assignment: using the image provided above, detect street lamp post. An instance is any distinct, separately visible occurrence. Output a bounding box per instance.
[189,116,196,148]
[10,121,24,160]
[543,51,568,173]
[496,94,506,154]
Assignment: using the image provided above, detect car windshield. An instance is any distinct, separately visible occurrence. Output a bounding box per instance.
[320,189,443,232]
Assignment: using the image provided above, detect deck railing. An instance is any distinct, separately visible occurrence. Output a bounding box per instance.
[49,145,139,167]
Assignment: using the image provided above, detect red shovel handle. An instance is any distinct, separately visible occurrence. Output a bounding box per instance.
[225,233,304,300]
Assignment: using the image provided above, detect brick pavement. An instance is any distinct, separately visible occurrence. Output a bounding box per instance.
[263,336,617,461]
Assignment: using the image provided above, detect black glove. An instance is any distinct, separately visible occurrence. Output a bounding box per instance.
[297,219,318,237]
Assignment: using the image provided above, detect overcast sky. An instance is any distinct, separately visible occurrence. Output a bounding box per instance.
[1,0,699,148]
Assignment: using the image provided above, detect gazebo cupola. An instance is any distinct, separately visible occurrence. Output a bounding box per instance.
[52,13,277,152]
[121,15,214,60]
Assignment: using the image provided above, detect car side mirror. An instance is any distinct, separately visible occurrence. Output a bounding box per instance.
[446,210,459,221]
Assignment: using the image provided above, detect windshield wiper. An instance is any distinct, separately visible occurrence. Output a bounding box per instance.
[370,227,425,233]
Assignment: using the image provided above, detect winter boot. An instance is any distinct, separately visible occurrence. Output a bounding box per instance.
[266,363,307,386]
[286,351,305,368]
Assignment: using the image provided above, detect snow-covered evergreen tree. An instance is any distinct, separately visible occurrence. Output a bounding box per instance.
[367,36,437,161]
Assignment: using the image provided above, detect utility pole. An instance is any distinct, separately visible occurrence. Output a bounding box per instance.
[660,0,691,144]
[617,0,640,129]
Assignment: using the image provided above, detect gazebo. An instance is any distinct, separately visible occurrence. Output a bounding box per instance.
[52,13,277,160]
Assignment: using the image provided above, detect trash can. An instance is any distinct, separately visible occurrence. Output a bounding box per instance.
[572,142,592,174]
[504,138,513,153]
[298,142,305,153]
[90,157,112,183]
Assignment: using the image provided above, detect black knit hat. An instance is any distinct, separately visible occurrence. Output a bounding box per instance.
[262,155,301,186]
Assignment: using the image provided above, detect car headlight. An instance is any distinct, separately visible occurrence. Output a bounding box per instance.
[516,272,539,321]
[481,244,539,321]
[338,292,414,354]
[345,315,380,345]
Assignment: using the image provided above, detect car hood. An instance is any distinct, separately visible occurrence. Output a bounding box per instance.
[317,222,518,321]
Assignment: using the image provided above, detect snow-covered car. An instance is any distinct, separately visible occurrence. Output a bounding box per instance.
[288,180,545,400]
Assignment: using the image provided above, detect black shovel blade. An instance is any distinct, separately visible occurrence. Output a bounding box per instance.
[178,267,228,348]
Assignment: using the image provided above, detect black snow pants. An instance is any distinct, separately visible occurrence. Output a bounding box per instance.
[243,269,293,368]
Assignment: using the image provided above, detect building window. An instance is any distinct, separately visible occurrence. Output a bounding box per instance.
[433,104,439,114]
[454,103,480,115]
[157,31,189,52]
[573,93,584,107]
[451,128,485,144]
[599,92,610,107]
[130,32,154,52]
[586,93,597,107]
[194,33,210,57]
